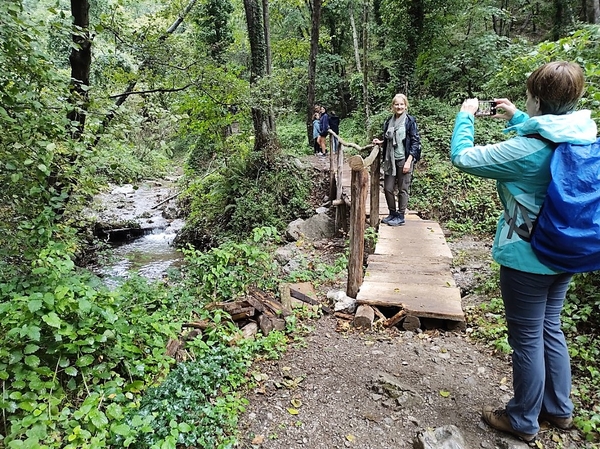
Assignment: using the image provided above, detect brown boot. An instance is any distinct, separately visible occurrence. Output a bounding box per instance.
[482,406,537,444]
[538,411,573,430]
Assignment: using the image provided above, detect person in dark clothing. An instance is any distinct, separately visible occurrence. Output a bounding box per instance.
[372,93,421,226]
[329,110,340,153]
[317,106,329,156]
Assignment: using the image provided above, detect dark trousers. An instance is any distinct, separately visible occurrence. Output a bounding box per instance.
[383,159,413,214]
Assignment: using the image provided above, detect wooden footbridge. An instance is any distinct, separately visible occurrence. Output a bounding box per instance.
[328,132,465,330]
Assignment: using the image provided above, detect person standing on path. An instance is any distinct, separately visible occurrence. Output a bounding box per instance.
[317,106,329,156]
[372,93,421,226]
[450,61,598,444]
[312,112,321,155]
[329,110,340,153]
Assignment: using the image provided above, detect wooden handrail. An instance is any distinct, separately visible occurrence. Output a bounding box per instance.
[348,145,379,171]
[328,129,373,153]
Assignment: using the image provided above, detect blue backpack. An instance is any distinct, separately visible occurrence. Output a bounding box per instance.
[522,137,600,273]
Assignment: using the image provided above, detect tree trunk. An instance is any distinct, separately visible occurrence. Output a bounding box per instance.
[243,0,272,151]
[350,7,361,72]
[262,0,275,132]
[67,0,92,140]
[362,1,370,126]
[306,0,321,145]
[404,0,424,93]
[552,0,573,40]
[586,0,600,22]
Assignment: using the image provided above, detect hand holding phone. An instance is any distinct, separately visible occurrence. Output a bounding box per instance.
[475,100,497,117]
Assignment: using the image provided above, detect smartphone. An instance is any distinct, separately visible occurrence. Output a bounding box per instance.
[475,100,497,117]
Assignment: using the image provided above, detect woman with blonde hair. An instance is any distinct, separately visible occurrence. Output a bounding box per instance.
[372,93,422,226]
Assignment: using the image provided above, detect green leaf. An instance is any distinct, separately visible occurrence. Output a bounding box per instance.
[42,312,61,328]
[24,355,40,368]
[111,423,131,436]
[27,300,43,313]
[178,422,192,432]
[23,344,39,355]
[439,390,451,398]
[64,367,78,377]
[26,326,41,341]
[76,355,94,367]
[89,409,109,429]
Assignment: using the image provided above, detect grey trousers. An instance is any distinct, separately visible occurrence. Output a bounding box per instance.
[383,159,413,214]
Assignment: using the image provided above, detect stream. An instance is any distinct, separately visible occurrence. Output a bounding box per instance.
[97,224,184,285]
[86,178,186,285]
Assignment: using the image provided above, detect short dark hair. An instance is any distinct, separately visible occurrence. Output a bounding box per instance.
[527,61,585,115]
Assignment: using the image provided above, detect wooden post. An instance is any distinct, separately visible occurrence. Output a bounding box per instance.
[370,145,380,228]
[346,166,368,298]
[336,141,344,202]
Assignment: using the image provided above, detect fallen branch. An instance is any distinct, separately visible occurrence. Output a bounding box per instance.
[151,191,179,210]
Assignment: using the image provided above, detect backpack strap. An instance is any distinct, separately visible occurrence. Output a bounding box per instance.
[504,202,535,242]
[504,134,557,242]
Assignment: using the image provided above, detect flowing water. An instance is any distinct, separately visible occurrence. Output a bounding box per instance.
[98,226,184,285]
[87,177,186,285]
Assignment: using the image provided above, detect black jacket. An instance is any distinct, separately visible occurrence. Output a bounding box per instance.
[381,114,421,162]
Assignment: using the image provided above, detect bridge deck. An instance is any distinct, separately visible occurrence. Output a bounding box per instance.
[341,163,465,324]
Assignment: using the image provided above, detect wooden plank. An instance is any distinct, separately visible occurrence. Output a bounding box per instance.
[363,264,456,286]
[356,282,464,321]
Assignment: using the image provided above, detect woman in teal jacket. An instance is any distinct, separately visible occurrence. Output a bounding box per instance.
[451,61,597,444]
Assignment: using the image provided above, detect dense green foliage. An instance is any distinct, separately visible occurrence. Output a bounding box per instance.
[2,0,600,446]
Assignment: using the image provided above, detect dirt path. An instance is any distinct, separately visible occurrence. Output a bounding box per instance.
[236,156,586,449]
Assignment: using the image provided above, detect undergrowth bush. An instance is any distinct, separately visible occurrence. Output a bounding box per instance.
[179,150,312,245]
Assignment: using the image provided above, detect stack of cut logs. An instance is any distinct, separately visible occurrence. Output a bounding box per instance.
[165,285,421,361]
[342,304,419,331]
[166,285,332,361]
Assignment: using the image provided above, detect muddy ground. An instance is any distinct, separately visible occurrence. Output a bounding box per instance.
[235,156,590,449]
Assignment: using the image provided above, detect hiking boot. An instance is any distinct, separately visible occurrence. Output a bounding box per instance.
[538,412,573,430]
[381,212,397,224]
[387,212,405,227]
[482,406,537,444]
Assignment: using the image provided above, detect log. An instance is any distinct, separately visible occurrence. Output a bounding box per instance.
[384,309,407,328]
[353,304,375,329]
[289,287,333,314]
[402,314,421,331]
[230,307,255,321]
[165,338,182,357]
[242,322,259,339]
[249,286,291,317]
[258,314,274,336]
[245,295,266,313]
[334,311,355,321]
[207,300,251,314]
[265,313,286,332]
[182,320,211,330]
[327,129,374,153]
[150,191,179,210]
[372,306,386,321]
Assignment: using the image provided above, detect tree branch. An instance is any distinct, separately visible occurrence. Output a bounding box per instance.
[108,84,193,99]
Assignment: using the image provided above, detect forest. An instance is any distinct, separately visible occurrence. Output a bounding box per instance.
[1,0,599,447]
